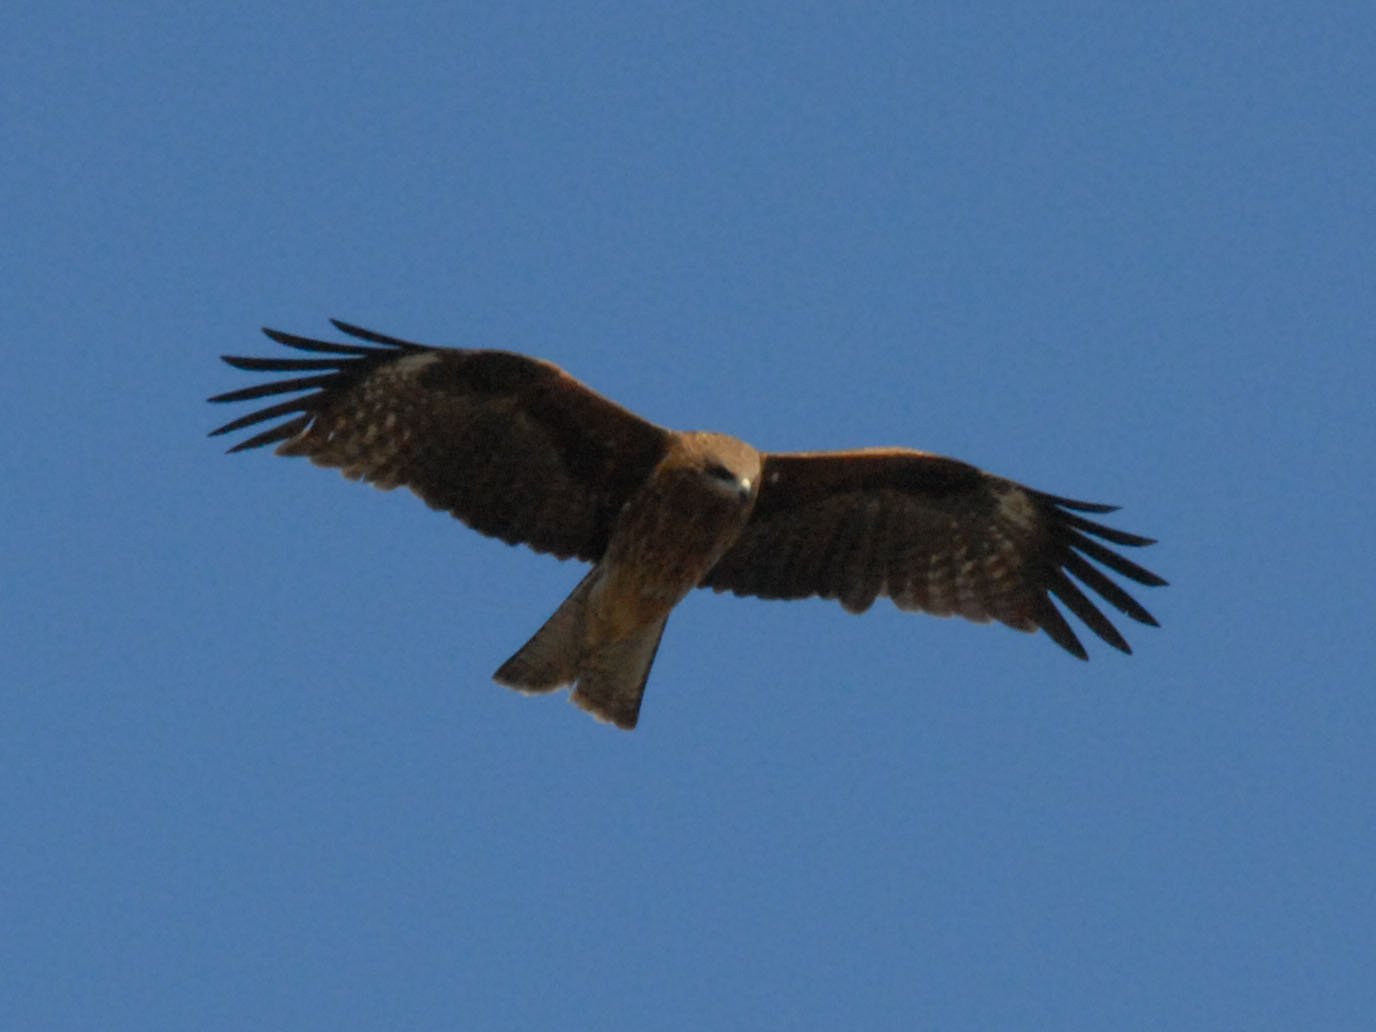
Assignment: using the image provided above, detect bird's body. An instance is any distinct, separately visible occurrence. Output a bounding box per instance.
[494,431,761,727]
[211,320,1165,729]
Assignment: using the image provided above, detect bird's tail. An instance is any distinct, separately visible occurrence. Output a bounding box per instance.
[493,571,667,730]
[493,570,595,694]
[567,618,667,731]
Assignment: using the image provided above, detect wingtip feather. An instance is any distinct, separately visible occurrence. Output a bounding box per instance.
[1041,492,1121,514]
[328,319,425,349]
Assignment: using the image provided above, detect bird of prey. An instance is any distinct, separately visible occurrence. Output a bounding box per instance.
[209,320,1165,730]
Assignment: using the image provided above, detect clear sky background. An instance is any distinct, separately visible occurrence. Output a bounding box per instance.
[4,4,1373,1029]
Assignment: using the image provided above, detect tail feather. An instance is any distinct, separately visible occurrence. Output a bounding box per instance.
[492,571,594,693]
[492,570,668,730]
[569,618,667,730]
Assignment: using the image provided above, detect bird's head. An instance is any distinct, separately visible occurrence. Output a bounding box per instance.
[681,431,761,506]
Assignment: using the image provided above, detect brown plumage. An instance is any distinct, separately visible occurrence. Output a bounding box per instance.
[210,320,1166,729]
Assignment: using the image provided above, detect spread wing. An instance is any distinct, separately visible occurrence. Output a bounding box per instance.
[209,320,669,561]
[703,449,1165,658]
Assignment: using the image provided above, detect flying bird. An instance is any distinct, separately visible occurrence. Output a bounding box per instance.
[209,320,1165,730]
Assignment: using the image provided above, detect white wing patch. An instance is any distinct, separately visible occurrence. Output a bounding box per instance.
[392,351,442,376]
[994,483,1039,531]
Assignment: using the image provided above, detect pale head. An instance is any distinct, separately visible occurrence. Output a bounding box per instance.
[677,431,762,504]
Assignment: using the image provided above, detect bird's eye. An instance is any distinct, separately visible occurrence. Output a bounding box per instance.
[706,462,735,481]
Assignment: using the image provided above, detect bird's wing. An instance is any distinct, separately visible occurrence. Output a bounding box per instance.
[702,448,1165,658]
[209,320,669,561]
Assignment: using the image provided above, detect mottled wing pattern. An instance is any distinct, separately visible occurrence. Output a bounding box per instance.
[209,320,669,561]
[703,449,1165,658]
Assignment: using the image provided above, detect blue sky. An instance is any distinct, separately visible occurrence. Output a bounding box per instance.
[5,3,1373,1029]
